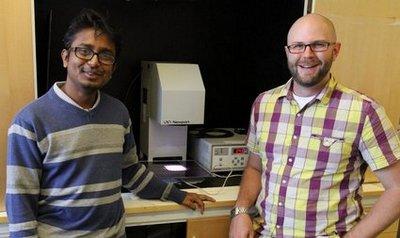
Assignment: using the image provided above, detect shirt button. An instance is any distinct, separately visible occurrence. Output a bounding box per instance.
[288,158,293,163]
[276,225,281,229]
[278,202,283,206]
[282,180,287,184]
[297,113,301,117]
[293,135,298,140]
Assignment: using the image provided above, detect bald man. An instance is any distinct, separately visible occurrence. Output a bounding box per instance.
[229,13,400,238]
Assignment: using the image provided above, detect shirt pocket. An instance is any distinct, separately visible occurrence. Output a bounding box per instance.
[296,134,350,174]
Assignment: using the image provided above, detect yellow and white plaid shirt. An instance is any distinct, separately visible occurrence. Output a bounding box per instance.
[247,76,400,237]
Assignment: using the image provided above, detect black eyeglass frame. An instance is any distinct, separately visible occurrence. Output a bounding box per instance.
[68,46,116,65]
[285,41,336,54]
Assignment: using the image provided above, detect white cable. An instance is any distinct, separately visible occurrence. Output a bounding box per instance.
[182,168,236,196]
[211,172,242,179]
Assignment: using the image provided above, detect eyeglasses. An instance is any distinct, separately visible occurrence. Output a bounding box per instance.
[69,47,116,65]
[286,41,336,54]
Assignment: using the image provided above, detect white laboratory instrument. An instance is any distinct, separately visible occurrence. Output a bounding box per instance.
[139,62,205,161]
[188,129,249,172]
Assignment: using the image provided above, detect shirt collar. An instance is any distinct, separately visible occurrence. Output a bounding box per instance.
[316,75,337,105]
[277,74,337,105]
[53,82,101,111]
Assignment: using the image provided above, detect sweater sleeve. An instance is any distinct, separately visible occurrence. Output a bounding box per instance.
[121,120,187,204]
[6,117,42,237]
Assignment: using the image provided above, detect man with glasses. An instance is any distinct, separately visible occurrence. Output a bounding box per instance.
[230,13,400,237]
[6,9,214,237]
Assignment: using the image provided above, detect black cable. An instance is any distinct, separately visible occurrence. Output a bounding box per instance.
[124,71,141,105]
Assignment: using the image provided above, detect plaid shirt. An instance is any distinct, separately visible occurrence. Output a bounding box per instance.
[247,76,400,237]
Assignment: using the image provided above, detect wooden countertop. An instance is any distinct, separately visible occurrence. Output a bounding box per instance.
[123,186,238,214]
[0,183,385,224]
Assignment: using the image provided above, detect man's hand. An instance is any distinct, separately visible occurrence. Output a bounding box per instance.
[229,214,254,238]
[181,192,215,214]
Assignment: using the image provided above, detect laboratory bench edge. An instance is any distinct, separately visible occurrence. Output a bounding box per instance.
[0,185,398,238]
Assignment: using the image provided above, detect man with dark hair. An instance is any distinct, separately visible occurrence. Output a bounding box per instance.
[6,9,214,237]
[229,13,400,237]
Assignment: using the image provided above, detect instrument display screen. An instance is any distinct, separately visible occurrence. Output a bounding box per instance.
[232,147,248,154]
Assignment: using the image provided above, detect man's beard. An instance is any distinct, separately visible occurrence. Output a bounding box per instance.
[79,67,110,91]
[289,57,333,88]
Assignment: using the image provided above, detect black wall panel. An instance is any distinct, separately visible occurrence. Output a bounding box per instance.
[35,0,304,142]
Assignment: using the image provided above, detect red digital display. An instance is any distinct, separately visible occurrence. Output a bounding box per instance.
[232,147,248,154]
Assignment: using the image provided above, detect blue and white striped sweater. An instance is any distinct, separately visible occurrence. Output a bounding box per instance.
[6,85,185,237]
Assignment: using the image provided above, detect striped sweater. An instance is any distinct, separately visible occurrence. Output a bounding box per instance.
[6,84,186,237]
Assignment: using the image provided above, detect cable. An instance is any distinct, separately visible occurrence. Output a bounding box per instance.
[123,71,141,105]
[210,172,242,179]
[181,168,235,196]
